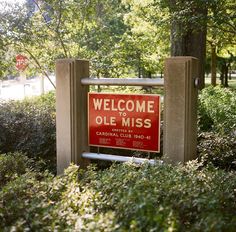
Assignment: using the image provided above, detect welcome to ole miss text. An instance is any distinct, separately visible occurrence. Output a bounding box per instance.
[91,98,157,128]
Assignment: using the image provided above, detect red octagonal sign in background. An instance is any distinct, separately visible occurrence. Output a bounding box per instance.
[16,54,28,71]
[88,93,161,152]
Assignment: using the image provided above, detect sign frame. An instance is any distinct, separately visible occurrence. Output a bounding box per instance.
[88,92,161,153]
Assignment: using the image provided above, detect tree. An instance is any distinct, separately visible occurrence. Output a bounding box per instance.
[207,0,236,87]
[121,0,208,87]
[120,0,169,77]
[1,0,234,86]
[0,0,130,80]
[148,0,235,89]
[0,0,60,84]
[164,0,235,88]
[80,0,129,78]
[0,0,96,84]
[163,0,208,89]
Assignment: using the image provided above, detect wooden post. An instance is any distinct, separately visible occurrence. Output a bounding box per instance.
[56,59,90,174]
[164,57,199,164]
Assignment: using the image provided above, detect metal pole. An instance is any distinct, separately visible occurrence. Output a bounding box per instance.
[81,77,164,87]
[82,152,162,165]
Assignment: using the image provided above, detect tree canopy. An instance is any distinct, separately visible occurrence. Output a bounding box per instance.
[0,0,235,83]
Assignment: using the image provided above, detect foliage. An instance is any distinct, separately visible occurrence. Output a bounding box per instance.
[84,162,236,231]
[0,0,235,81]
[198,132,236,170]
[198,86,236,134]
[207,0,235,40]
[0,0,81,77]
[0,0,130,78]
[117,0,169,77]
[0,92,56,171]
[198,86,236,170]
[0,153,236,231]
[0,152,35,189]
[206,0,236,87]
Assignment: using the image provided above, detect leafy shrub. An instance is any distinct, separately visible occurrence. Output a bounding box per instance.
[0,156,117,231]
[198,86,236,169]
[0,152,35,189]
[1,154,236,232]
[198,132,236,170]
[198,86,236,134]
[82,162,236,232]
[0,91,56,171]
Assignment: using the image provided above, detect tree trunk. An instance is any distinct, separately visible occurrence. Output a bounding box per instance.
[211,45,217,86]
[137,52,141,78]
[220,72,224,86]
[220,63,225,86]
[225,64,229,87]
[138,66,141,78]
[169,1,207,89]
[170,25,207,89]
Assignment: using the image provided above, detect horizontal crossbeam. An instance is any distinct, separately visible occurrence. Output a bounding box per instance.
[82,152,162,165]
[81,77,164,87]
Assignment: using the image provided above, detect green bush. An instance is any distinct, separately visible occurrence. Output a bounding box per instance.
[198,132,236,170]
[0,92,56,171]
[0,152,35,189]
[1,153,236,231]
[198,86,236,134]
[82,162,236,232]
[198,86,236,170]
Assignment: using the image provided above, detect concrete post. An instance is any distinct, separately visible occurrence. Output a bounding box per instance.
[56,59,90,174]
[164,57,199,164]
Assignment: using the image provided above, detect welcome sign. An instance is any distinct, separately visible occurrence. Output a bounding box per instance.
[88,93,160,152]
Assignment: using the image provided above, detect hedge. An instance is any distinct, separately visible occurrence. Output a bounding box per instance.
[0,153,236,231]
[198,86,236,134]
[0,92,56,171]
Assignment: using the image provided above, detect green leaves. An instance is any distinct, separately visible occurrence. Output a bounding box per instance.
[198,86,236,134]
[198,86,236,170]
[0,92,56,172]
[198,132,236,170]
[1,156,236,231]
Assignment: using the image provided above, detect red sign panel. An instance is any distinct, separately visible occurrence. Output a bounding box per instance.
[88,93,161,152]
[16,54,28,71]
